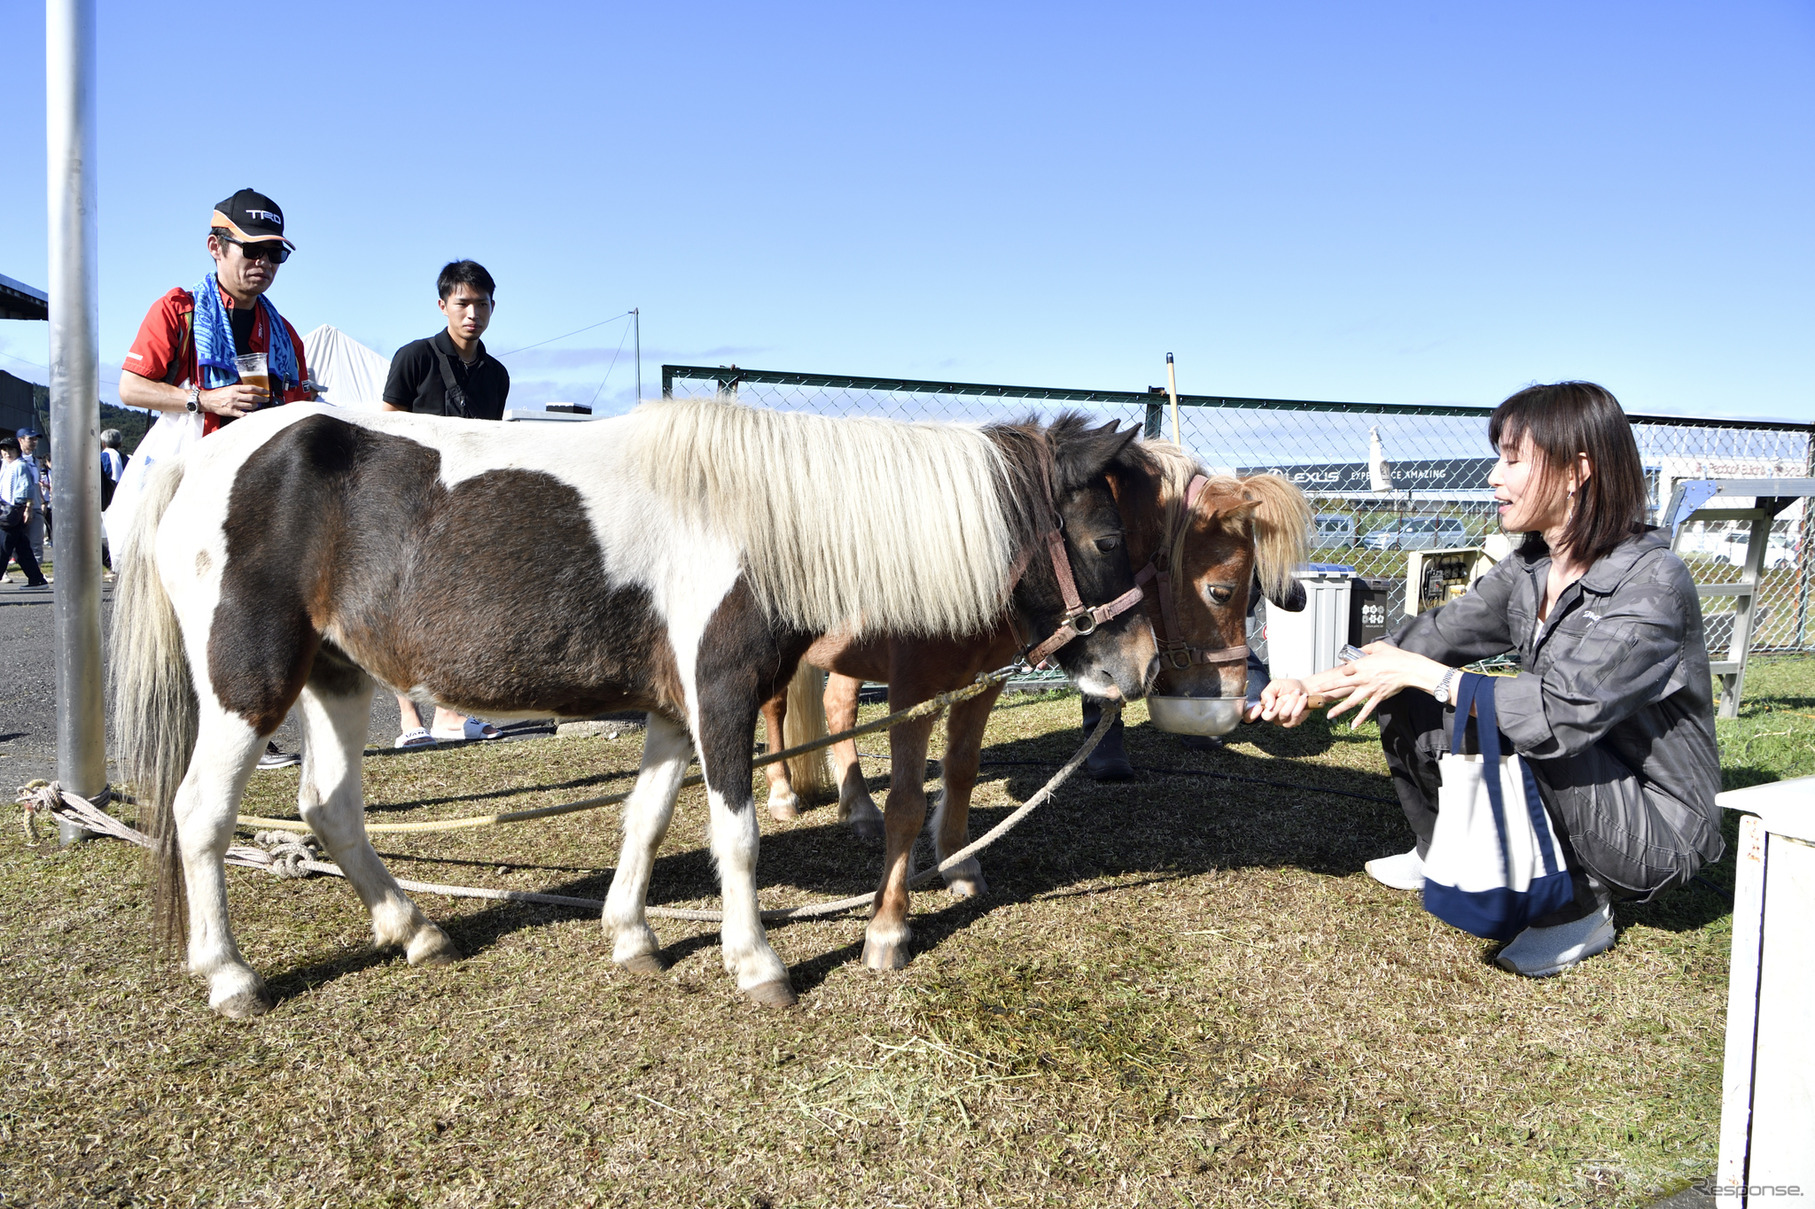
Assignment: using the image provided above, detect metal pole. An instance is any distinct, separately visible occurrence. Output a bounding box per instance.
[633,308,641,405]
[1165,353,1180,445]
[1796,430,1815,650]
[46,0,105,843]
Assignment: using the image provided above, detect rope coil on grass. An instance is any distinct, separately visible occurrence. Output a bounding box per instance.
[16,700,1120,926]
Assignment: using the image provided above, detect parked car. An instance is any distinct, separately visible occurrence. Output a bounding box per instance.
[1360,516,1472,551]
[1722,531,1797,570]
[1311,513,1356,547]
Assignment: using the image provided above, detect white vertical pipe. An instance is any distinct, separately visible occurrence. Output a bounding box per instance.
[1165,352,1180,446]
[46,0,106,841]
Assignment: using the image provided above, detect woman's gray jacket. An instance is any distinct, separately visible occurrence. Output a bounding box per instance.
[1389,528,1723,896]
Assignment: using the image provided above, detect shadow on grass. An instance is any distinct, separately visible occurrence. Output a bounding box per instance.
[257,704,1741,1004]
[365,766,644,814]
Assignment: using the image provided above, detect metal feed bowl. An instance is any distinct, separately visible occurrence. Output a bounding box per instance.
[1146,695,1244,737]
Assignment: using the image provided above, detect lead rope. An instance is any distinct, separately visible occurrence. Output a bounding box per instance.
[17,702,1122,925]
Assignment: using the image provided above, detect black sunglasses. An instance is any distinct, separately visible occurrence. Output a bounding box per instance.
[219,235,291,264]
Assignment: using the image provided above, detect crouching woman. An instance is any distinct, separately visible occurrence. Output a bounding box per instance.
[1262,381,1723,977]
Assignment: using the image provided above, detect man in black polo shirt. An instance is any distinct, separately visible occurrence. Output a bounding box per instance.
[381,259,510,745]
[382,260,510,419]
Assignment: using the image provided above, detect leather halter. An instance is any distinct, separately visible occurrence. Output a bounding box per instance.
[1023,526,1148,669]
[1139,473,1250,672]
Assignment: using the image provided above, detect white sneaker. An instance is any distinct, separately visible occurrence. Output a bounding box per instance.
[1364,848,1425,891]
[1494,904,1615,978]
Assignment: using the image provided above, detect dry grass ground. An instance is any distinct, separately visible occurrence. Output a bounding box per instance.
[4,657,1812,1208]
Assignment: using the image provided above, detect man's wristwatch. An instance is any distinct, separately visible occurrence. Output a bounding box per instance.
[1433,667,1459,705]
[185,386,201,413]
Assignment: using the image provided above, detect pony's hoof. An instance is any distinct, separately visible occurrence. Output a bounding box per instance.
[767,790,800,822]
[742,979,798,1008]
[407,929,463,967]
[619,952,667,975]
[944,870,988,899]
[846,805,885,843]
[213,985,275,1019]
[862,937,910,971]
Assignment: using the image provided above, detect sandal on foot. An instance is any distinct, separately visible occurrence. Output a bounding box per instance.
[394,728,437,749]
[431,717,502,742]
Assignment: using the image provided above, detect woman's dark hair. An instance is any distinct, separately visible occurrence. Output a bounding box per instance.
[1489,381,1649,565]
[437,260,496,301]
[0,436,19,457]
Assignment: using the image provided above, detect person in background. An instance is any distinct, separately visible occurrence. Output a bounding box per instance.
[99,428,124,573]
[99,429,124,508]
[117,188,316,770]
[1,437,49,589]
[14,426,47,563]
[117,188,314,433]
[380,259,511,747]
[1261,382,1722,978]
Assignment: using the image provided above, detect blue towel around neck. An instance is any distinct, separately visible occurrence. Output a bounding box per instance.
[192,273,298,393]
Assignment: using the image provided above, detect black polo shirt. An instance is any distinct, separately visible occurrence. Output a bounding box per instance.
[382,330,510,420]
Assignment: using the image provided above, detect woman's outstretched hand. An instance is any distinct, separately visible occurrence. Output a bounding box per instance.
[1257,678,1315,727]
[1299,641,1452,727]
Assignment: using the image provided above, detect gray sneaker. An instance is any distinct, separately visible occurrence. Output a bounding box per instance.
[257,741,301,770]
[1494,904,1616,977]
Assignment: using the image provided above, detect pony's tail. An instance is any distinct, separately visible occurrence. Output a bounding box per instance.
[779,662,835,800]
[1241,472,1315,605]
[109,459,198,952]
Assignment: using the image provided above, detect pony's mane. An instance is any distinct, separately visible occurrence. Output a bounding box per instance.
[1132,440,1312,602]
[1234,470,1313,603]
[626,396,1043,637]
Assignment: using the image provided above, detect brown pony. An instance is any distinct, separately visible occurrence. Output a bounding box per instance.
[760,442,1313,970]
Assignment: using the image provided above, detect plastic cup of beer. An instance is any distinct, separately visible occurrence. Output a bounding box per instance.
[233,352,271,405]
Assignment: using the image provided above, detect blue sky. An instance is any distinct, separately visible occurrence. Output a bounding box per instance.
[0,1,1810,421]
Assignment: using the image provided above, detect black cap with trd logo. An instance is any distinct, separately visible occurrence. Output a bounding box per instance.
[210,188,294,250]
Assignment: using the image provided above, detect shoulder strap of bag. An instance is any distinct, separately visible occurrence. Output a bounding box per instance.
[1464,672,1568,880]
[428,341,470,418]
[161,308,195,387]
[1455,673,1515,881]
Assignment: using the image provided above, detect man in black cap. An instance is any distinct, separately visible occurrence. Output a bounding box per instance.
[118,188,314,436]
[118,189,315,769]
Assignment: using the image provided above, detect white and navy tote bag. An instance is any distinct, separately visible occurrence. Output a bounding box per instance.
[1422,672,1575,940]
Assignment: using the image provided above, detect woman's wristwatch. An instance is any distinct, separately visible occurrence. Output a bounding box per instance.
[1433,667,1459,705]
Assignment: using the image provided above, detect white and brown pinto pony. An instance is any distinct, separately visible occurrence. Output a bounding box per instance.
[762,442,1312,969]
[111,398,1159,1017]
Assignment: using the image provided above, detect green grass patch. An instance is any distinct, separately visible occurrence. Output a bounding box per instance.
[3,664,1809,1206]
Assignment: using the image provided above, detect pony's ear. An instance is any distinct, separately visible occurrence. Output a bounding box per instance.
[1208,497,1261,522]
[1053,420,1140,494]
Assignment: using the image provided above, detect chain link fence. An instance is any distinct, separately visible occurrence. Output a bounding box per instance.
[663,365,1815,657]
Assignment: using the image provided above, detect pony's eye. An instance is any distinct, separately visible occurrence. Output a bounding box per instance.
[1205,584,1234,605]
[1094,535,1122,553]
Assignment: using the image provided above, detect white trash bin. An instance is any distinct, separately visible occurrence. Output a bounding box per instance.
[1266,564,1353,681]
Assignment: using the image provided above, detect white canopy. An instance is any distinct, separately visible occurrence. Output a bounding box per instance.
[302,325,389,409]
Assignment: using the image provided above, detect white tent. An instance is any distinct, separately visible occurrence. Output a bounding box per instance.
[302,325,389,409]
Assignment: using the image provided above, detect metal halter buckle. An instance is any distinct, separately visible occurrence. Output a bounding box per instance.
[1068,611,1098,636]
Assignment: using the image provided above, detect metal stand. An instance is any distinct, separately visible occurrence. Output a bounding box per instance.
[1662,478,1815,718]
